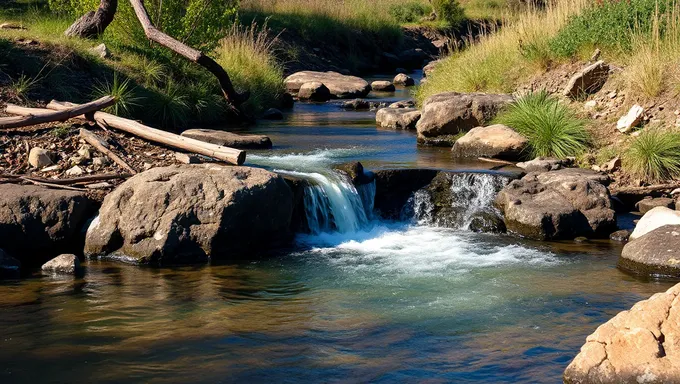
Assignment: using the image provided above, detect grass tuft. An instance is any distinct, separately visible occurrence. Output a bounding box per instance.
[148,80,191,130]
[92,74,143,117]
[623,129,680,182]
[494,90,589,158]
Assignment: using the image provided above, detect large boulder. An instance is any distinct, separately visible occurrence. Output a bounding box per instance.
[284,71,371,99]
[451,124,529,161]
[564,283,680,384]
[0,185,96,263]
[636,197,675,214]
[375,107,421,130]
[495,168,616,240]
[562,60,610,100]
[619,225,680,277]
[181,129,272,149]
[630,207,680,240]
[416,92,514,146]
[85,165,293,265]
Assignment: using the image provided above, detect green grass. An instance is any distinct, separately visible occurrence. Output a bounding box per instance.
[92,74,143,117]
[494,91,589,158]
[623,129,680,182]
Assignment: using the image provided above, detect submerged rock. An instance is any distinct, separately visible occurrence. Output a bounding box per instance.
[495,168,616,240]
[564,283,680,383]
[630,207,680,240]
[619,225,680,277]
[0,185,96,264]
[393,73,415,86]
[451,124,528,161]
[41,254,81,275]
[181,129,272,149]
[371,80,395,92]
[375,107,421,130]
[285,71,371,99]
[85,165,293,265]
[416,92,513,146]
[342,99,370,110]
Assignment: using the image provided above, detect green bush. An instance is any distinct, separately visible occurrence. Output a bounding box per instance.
[432,0,465,26]
[389,1,431,23]
[623,129,680,182]
[494,90,589,158]
[549,0,672,58]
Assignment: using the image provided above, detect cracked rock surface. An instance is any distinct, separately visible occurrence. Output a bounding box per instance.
[564,283,680,383]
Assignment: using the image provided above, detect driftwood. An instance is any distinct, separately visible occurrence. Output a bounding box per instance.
[79,128,137,174]
[18,177,86,191]
[44,101,246,165]
[2,96,115,129]
[611,183,680,195]
[65,0,118,38]
[0,173,131,185]
[128,0,248,106]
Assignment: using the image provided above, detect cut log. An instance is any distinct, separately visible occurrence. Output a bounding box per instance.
[65,0,118,38]
[44,101,246,165]
[128,0,248,106]
[1,96,115,129]
[79,128,137,174]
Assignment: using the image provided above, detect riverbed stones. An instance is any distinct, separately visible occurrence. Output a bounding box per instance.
[451,124,528,161]
[630,206,680,240]
[619,225,680,277]
[28,147,55,168]
[371,81,395,92]
[610,229,632,242]
[342,99,370,110]
[416,92,514,146]
[0,184,96,262]
[84,165,293,265]
[564,283,680,383]
[181,129,272,149]
[636,197,675,214]
[563,60,610,99]
[393,73,415,86]
[495,168,616,240]
[285,71,371,99]
[41,254,81,275]
[375,107,421,130]
[297,81,331,102]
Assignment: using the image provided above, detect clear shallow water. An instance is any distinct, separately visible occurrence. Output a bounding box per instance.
[2,75,678,383]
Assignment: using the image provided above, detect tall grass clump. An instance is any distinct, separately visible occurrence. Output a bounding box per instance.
[216,22,285,116]
[623,129,680,182]
[494,91,588,158]
[389,1,432,23]
[92,74,143,117]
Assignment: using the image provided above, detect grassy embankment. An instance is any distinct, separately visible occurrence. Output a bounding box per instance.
[419,0,680,183]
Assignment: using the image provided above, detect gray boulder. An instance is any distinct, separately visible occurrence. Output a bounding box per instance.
[451,124,528,161]
[181,129,272,149]
[85,165,293,265]
[495,168,616,240]
[637,197,675,214]
[0,185,96,262]
[285,71,370,99]
[41,254,81,275]
[297,81,332,102]
[375,107,421,130]
[563,60,610,99]
[619,225,680,277]
[416,92,513,146]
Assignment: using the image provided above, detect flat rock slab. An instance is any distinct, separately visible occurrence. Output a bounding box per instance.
[41,254,81,275]
[451,124,528,161]
[285,71,371,99]
[563,60,610,99]
[564,283,680,383]
[620,224,680,277]
[637,197,676,214]
[375,107,421,130]
[181,129,272,149]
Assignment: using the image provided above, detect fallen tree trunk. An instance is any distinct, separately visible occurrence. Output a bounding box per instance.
[79,128,137,174]
[128,0,248,106]
[2,96,115,129]
[45,101,246,165]
[65,0,118,38]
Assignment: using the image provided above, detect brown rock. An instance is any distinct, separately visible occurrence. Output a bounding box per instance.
[41,254,81,275]
[451,124,528,161]
[619,224,680,277]
[371,81,395,92]
[636,197,676,214]
[285,71,370,99]
[181,129,272,149]
[563,60,610,99]
[393,73,415,86]
[297,81,331,102]
[375,107,421,130]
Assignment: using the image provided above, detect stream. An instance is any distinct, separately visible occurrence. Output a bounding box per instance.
[0,72,677,383]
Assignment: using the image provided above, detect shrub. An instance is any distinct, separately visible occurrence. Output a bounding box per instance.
[623,129,680,182]
[494,90,589,158]
[432,0,465,26]
[389,1,431,23]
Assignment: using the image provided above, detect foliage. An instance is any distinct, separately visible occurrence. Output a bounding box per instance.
[494,91,588,158]
[389,1,432,23]
[623,129,680,182]
[432,0,466,26]
[148,80,191,130]
[92,74,143,117]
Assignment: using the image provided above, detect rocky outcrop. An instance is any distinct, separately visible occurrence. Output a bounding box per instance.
[181,129,272,149]
[416,92,513,146]
[637,197,675,214]
[375,107,421,130]
[495,168,616,240]
[451,124,529,161]
[297,81,331,102]
[563,60,610,99]
[85,165,293,265]
[41,254,81,275]
[373,169,439,219]
[564,283,680,383]
[371,81,395,92]
[630,207,680,240]
[285,71,371,99]
[0,185,96,263]
[619,225,680,277]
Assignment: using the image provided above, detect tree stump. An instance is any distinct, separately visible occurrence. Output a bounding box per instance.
[65,0,118,38]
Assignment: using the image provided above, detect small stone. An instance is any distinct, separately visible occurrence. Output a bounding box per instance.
[143,163,153,171]
[388,100,415,109]
[608,91,617,99]
[262,108,283,120]
[40,164,61,173]
[77,145,92,160]
[41,254,80,275]
[393,73,415,87]
[574,236,588,243]
[28,147,55,168]
[617,104,644,133]
[371,80,395,92]
[584,100,598,110]
[601,157,621,173]
[342,99,370,110]
[90,43,110,59]
[65,165,84,176]
[92,157,109,167]
[609,229,631,242]
[174,152,201,164]
[591,165,601,172]
[69,155,87,166]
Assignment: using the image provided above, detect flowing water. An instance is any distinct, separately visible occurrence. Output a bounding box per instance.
[1,76,678,383]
